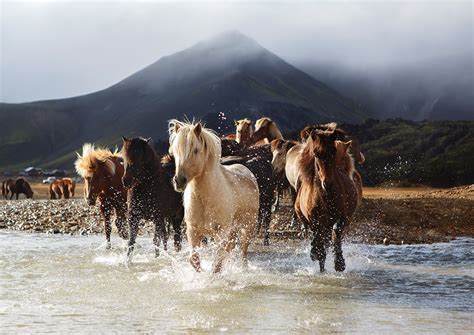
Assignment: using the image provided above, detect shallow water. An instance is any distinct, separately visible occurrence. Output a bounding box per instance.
[0,231,472,333]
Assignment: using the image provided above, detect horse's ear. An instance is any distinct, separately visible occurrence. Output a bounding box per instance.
[122,136,129,142]
[343,140,353,152]
[234,120,239,126]
[146,137,152,143]
[194,123,202,136]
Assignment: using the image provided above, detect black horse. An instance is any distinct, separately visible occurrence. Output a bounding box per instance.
[121,137,184,257]
[221,138,276,245]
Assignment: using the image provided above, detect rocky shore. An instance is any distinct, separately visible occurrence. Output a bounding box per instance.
[1,186,473,245]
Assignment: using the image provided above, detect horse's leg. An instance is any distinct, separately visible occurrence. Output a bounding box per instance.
[187,226,202,272]
[172,214,182,252]
[212,229,237,273]
[101,203,112,249]
[15,192,19,200]
[127,210,141,258]
[310,230,327,273]
[153,213,166,257]
[114,206,129,240]
[262,199,272,246]
[272,183,280,212]
[333,219,346,272]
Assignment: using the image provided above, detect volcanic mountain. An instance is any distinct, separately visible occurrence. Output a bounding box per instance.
[0,31,368,170]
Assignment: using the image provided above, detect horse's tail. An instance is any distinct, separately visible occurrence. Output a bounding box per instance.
[49,183,56,200]
[1,181,6,199]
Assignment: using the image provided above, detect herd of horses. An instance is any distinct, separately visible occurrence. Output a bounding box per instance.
[72,117,364,273]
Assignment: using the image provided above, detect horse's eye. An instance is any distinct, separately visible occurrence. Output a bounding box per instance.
[194,148,198,154]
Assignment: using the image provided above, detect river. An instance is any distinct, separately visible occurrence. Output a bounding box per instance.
[0,231,472,333]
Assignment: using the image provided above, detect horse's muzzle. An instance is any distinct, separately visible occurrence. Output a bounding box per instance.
[173,175,187,192]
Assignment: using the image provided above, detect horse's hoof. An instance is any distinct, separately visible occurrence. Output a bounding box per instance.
[310,249,317,262]
[263,238,270,246]
[189,254,201,272]
[105,242,111,250]
[174,242,182,252]
[155,249,160,258]
[335,257,346,272]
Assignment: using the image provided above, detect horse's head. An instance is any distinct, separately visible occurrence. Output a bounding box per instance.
[271,139,292,176]
[235,118,253,146]
[23,180,34,199]
[310,130,338,191]
[168,120,221,192]
[75,143,118,205]
[251,117,283,144]
[121,136,154,189]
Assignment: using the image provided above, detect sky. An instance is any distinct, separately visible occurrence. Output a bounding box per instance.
[1,0,472,103]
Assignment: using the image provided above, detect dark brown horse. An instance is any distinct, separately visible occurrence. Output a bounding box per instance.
[299,123,365,165]
[121,137,184,257]
[2,178,34,200]
[294,130,358,272]
[221,138,276,245]
[49,178,76,199]
[75,143,128,247]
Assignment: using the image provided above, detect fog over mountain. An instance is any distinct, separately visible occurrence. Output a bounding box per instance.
[2,1,472,121]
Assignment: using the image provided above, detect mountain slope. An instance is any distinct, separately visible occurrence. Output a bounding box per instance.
[0,31,368,170]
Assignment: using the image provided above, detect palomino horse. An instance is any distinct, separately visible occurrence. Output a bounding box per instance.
[235,118,253,147]
[335,140,363,207]
[49,178,76,199]
[2,178,34,200]
[121,137,184,257]
[221,138,275,245]
[75,143,128,247]
[270,139,298,212]
[250,117,284,145]
[294,130,358,272]
[169,120,259,273]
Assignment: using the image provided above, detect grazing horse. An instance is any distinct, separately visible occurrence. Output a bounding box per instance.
[49,178,76,199]
[121,137,184,257]
[234,118,253,147]
[2,178,34,200]
[220,138,275,245]
[294,130,358,272]
[335,140,363,207]
[169,120,259,273]
[250,117,284,145]
[75,144,128,247]
[270,139,298,212]
[300,123,365,165]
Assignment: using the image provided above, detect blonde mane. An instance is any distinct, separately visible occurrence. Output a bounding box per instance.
[168,119,221,165]
[75,143,121,178]
[255,117,283,140]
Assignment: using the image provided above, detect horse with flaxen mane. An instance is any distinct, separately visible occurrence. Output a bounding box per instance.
[49,178,76,199]
[295,130,358,272]
[169,120,259,273]
[250,117,284,145]
[2,178,34,200]
[220,138,276,245]
[121,137,184,258]
[75,143,128,247]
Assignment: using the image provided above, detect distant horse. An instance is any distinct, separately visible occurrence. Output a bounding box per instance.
[221,138,276,245]
[250,117,284,145]
[169,120,259,273]
[75,143,128,247]
[234,118,254,147]
[294,130,358,272]
[300,123,365,165]
[49,178,76,199]
[270,139,298,212]
[335,140,363,207]
[2,178,34,200]
[121,137,184,257]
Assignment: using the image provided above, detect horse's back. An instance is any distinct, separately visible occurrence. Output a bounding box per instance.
[223,164,259,208]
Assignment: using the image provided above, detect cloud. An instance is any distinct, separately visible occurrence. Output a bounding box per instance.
[1,1,472,102]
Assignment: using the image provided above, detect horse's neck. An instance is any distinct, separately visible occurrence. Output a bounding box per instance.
[269,125,283,141]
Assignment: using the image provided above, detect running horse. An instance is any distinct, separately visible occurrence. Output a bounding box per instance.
[294,130,358,272]
[169,120,259,273]
[121,137,184,258]
[75,144,128,247]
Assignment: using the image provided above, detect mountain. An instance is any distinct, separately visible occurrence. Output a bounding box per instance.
[0,31,368,170]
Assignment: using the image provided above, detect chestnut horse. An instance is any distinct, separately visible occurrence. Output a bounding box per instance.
[335,140,363,207]
[49,178,76,199]
[250,117,284,145]
[121,137,184,258]
[221,138,276,245]
[2,178,34,200]
[169,120,259,273]
[75,144,128,247]
[294,130,358,272]
[235,118,254,147]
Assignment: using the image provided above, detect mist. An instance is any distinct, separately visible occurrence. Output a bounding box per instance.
[1,1,472,106]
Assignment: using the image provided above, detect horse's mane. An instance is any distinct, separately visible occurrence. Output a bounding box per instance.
[335,141,355,180]
[75,143,120,178]
[255,117,283,140]
[168,119,222,164]
[298,138,317,183]
[160,153,174,165]
[299,123,345,142]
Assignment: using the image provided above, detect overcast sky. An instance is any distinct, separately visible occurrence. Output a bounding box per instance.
[1,0,472,103]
